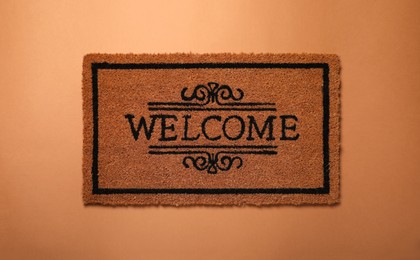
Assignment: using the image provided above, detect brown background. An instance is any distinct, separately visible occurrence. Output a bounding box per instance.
[1,0,419,259]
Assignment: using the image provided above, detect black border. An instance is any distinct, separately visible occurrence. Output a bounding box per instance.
[91,62,330,194]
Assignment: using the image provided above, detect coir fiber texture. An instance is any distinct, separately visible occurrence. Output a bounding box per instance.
[83,53,341,206]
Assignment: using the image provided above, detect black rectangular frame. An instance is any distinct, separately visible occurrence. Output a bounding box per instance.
[90,62,330,194]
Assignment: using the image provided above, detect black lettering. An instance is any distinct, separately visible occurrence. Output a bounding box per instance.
[181,114,200,141]
[202,115,221,141]
[280,115,300,140]
[124,114,158,140]
[247,115,276,141]
[223,115,245,141]
[159,115,178,141]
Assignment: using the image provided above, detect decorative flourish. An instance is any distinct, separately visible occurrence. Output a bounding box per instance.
[180,82,244,105]
[182,152,243,174]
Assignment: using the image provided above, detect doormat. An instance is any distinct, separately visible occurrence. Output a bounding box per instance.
[82,53,341,206]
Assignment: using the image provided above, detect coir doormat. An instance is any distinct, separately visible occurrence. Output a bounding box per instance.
[82,53,340,206]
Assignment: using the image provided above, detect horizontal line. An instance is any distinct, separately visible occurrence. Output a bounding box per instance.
[94,187,329,194]
[148,150,277,155]
[93,62,328,70]
[225,150,277,155]
[148,107,277,111]
[149,145,278,149]
[149,151,206,155]
[148,102,276,107]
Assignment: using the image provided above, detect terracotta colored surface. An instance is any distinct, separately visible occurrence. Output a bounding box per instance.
[1,0,419,259]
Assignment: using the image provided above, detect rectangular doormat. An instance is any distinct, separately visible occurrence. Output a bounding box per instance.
[82,53,341,206]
